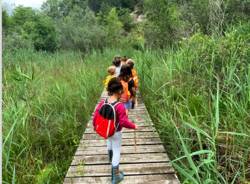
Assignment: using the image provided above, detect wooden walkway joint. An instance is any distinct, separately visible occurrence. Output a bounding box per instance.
[64,91,180,184]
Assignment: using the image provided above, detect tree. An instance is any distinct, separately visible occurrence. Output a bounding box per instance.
[12,6,37,28]
[41,0,62,20]
[105,8,123,47]
[3,7,37,51]
[32,14,58,51]
[188,0,210,34]
[2,10,10,30]
[42,0,89,19]
[118,8,134,32]
[4,5,58,52]
[88,0,102,12]
[58,6,106,52]
[224,0,250,24]
[144,0,182,48]
[208,0,225,36]
[88,0,139,12]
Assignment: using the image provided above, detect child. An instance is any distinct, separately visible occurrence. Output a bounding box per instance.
[93,78,137,184]
[103,66,116,88]
[119,64,133,114]
[120,56,128,66]
[127,59,139,108]
[112,56,121,77]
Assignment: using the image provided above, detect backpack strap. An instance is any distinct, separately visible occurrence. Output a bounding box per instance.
[112,101,122,130]
[103,98,121,131]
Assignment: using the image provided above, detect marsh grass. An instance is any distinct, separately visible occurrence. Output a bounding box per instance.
[3,24,250,183]
[3,49,120,183]
[134,27,250,183]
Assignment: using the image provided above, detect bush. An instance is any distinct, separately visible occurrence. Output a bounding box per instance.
[32,15,58,52]
[104,8,124,47]
[58,6,106,52]
[143,0,183,48]
[3,32,34,51]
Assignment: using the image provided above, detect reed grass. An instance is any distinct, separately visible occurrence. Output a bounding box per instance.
[3,49,120,183]
[3,24,250,183]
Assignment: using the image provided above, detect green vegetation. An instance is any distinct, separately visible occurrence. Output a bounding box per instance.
[3,0,250,183]
[3,49,118,183]
[136,24,250,183]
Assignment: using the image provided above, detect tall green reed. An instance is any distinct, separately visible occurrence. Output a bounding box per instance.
[3,49,118,183]
[134,26,250,183]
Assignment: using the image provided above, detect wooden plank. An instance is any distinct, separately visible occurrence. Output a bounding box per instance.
[85,126,157,133]
[64,174,179,184]
[66,162,175,177]
[79,137,162,147]
[71,152,170,165]
[88,118,153,126]
[82,131,159,140]
[75,144,166,155]
[81,135,160,141]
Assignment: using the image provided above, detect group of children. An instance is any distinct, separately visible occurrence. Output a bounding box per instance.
[103,56,139,113]
[94,56,139,184]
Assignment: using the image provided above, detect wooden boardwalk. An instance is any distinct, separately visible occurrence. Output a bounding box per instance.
[64,91,180,184]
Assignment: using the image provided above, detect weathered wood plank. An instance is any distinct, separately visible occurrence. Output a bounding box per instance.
[85,125,157,133]
[82,131,159,140]
[71,152,170,165]
[76,144,166,155]
[66,163,175,177]
[88,117,153,126]
[79,137,162,147]
[64,174,179,184]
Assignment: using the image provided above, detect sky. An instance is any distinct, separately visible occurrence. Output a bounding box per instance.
[3,0,47,12]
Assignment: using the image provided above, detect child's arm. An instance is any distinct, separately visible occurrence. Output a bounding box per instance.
[116,104,136,129]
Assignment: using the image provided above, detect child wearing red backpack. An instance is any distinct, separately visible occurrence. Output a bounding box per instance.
[93,77,137,184]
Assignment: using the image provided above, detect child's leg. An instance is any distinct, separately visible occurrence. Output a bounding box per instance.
[107,138,112,151]
[111,131,122,167]
[110,131,124,183]
[107,138,112,162]
[131,96,135,109]
[135,88,138,107]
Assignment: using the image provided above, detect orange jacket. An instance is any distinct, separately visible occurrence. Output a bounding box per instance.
[120,80,130,102]
[132,69,139,88]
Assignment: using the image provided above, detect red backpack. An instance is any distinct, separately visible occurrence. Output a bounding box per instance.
[93,99,120,139]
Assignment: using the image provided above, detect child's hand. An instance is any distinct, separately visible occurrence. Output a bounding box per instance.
[134,124,138,129]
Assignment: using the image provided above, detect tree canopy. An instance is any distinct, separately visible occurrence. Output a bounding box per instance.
[3,0,250,51]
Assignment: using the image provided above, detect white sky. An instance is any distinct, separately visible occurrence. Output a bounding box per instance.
[3,0,47,9]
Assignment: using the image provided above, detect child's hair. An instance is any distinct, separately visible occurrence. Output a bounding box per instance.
[119,64,132,79]
[112,56,121,67]
[126,59,134,69]
[107,66,116,75]
[107,77,123,96]
[121,56,128,62]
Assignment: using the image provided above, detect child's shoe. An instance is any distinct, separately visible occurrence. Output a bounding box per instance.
[112,165,124,184]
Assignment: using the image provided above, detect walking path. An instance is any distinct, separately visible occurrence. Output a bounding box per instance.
[64,91,180,184]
